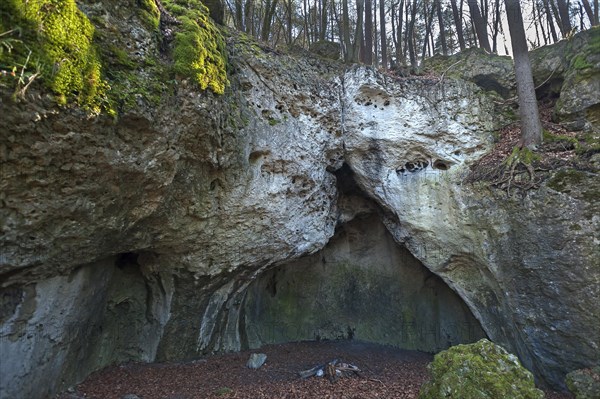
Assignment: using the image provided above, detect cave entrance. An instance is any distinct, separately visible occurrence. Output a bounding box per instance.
[241,165,486,353]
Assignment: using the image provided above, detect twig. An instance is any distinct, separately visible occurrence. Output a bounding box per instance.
[438,59,463,85]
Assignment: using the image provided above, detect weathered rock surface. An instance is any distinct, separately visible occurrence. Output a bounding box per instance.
[419,339,544,399]
[566,366,600,399]
[1,3,599,399]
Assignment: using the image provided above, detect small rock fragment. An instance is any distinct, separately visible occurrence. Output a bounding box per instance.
[246,353,267,369]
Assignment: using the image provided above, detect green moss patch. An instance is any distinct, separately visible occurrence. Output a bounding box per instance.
[0,0,110,113]
[162,0,228,94]
[419,339,544,399]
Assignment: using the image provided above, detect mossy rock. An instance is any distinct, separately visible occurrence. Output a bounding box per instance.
[419,339,544,399]
[162,0,228,94]
[566,366,600,399]
[0,0,110,113]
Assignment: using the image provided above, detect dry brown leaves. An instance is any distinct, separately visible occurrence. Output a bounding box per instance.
[466,99,587,192]
[58,341,572,399]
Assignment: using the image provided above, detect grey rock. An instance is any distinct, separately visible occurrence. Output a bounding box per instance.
[246,353,267,369]
[309,40,342,60]
[566,366,600,399]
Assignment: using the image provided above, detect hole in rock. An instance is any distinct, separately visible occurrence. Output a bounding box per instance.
[240,166,486,353]
[433,160,450,170]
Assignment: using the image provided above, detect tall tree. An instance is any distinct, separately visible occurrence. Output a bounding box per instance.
[365,0,374,64]
[581,0,599,25]
[436,0,448,55]
[320,0,329,40]
[450,0,466,50]
[542,0,559,42]
[407,0,418,68]
[342,0,352,61]
[468,0,491,51]
[380,0,388,68]
[354,0,365,62]
[555,0,573,37]
[505,0,543,148]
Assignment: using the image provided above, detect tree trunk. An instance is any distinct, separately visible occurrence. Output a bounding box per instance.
[581,0,598,25]
[542,0,559,42]
[342,0,352,61]
[450,0,466,50]
[505,0,542,149]
[244,0,254,34]
[556,0,572,37]
[235,0,244,30]
[365,0,374,64]
[380,0,388,68]
[436,0,448,55]
[491,0,501,52]
[354,0,365,63]
[408,0,418,68]
[468,0,491,51]
[421,1,436,61]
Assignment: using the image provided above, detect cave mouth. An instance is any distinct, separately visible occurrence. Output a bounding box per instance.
[240,166,486,353]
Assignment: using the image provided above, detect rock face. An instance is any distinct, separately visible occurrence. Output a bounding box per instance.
[419,339,544,399]
[1,3,599,398]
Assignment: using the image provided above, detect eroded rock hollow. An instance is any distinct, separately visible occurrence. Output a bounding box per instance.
[1,4,599,398]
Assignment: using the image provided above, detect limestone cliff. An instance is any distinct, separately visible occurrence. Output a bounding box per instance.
[1,2,598,398]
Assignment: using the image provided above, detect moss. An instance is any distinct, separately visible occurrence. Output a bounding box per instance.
[547,169,586,192]
[0,0,111,113]
[268,117,279,126]
[138,0,160,30]
[162,0,228,94]
[543,130,581,150]
[419,339,544,399]
[504,146,541,167]
[215,387,234,396]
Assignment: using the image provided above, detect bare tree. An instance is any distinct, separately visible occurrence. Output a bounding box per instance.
[581,0,599,25]
[380,0,388,68]
[365,0,374,64]
[450,0,466,50]
[505,0,543,148]
[542,0,559,42]
[407,0,418,68]
[436,0,448,55]
[468,0,491,51]
[555,0,573,37]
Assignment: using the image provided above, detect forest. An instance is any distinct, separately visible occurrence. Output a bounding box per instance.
[219,0,599,67]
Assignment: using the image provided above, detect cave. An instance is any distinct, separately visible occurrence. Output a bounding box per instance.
[239,165,486,352]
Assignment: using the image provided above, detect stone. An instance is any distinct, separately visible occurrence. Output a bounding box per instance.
[419,339,544,399]
[246,353,267,369]
[566,366,600,399]
[309,40,342,60]
[121,395,141,399]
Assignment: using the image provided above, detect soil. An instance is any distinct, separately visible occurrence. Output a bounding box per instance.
[59,340,573,399]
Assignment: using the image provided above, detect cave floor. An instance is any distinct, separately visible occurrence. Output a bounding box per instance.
[59,341,573,399]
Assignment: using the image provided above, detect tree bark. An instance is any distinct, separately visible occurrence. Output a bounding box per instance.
[450,0,466,50]
[354,0,365,63]
[556,0,573,37]
[468,0,491,51]
[436,0,448,55]
[542,0,559,42]
[380,0,388,68]
[505,0,543,149]
[407,0,418,68]
[581,0,598,25]
[365,0,374,64]
[342,0,352,61]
